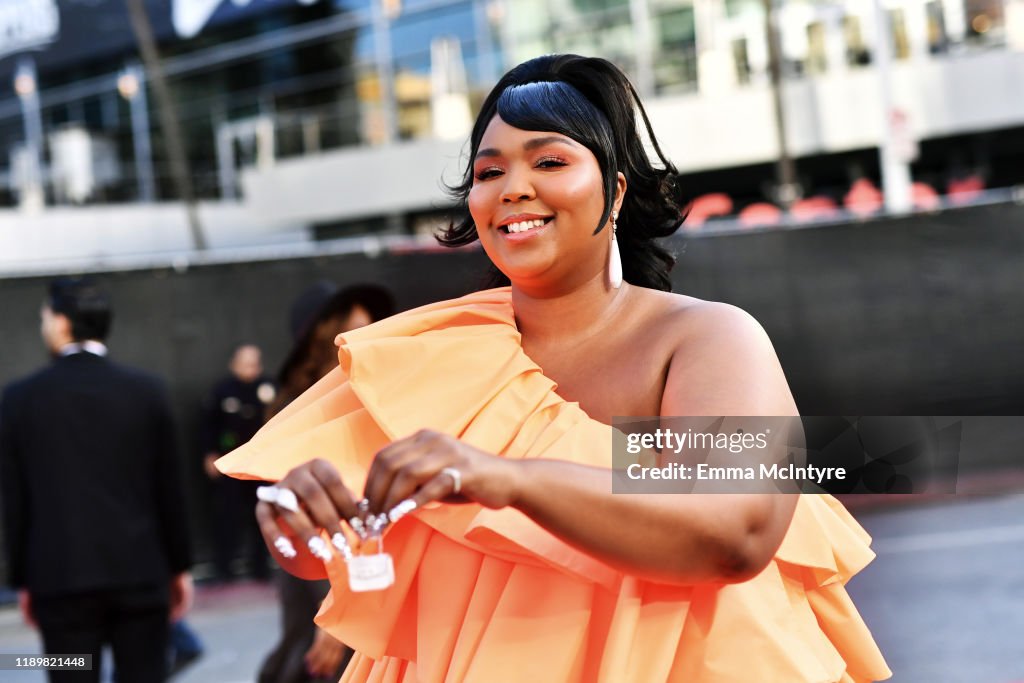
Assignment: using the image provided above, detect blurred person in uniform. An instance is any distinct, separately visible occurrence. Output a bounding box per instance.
[0,277,193,683]
[256,282,394,683]
[201,344,276,582]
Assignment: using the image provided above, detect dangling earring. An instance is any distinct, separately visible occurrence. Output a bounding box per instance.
[608,210,623,289]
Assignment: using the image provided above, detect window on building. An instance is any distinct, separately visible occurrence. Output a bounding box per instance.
[889,9,911,59]
[652,2,699,93]
[805,20,828,74]
[844,15,872,65]
[965,0,1006,43]
[732,37,753,84]
[926,1,951,52]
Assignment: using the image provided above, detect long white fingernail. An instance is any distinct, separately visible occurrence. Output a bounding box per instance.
[349,516,368,540]
[275,488,300,513]
[332,532,353,561]
[368,513,389,536]
[257,485,280,504]
[274,536,297,559]
[388,498,418,524]
[307,536,333,562]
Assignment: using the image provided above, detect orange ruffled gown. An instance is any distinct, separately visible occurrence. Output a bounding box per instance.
[217,288,891,683]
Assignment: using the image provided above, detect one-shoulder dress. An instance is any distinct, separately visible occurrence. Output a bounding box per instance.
[217,287,891,683]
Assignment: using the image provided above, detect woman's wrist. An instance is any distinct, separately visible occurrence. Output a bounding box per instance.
[502,457,532,510]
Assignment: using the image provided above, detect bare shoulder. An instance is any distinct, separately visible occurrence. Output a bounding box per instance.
[633,289,797,417]
[630,287,767,346]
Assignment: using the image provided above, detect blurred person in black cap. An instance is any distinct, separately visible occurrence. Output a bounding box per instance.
[256,281,394,683]
[200,344,277,582]
[0,277,193,683]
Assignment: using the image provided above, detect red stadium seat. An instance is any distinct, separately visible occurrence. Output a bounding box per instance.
[911,182,940,211]
[684,193,734,228]
[844,179,883,217]
[790,196,839,222]
[947,175,984,205]
[738,202,783,227]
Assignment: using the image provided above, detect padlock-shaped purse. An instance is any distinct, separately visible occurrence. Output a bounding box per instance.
[346,537,395,592]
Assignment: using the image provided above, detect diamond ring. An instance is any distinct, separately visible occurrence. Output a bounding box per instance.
[440,467,462,495]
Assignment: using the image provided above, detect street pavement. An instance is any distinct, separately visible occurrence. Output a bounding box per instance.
[849,491,1024,683]
[0,581,278,683]
[1,492,1023,682]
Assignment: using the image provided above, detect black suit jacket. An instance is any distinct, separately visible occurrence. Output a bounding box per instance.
[0,352,192,597]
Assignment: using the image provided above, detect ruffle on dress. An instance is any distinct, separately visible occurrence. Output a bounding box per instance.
[217,288,891,683]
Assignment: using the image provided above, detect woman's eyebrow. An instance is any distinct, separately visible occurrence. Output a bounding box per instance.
[475,136,577,160]
[518,136,577,152]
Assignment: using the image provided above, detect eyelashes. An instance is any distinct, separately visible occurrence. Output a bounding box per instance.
[474,157,568,182]
[474,169,500,181]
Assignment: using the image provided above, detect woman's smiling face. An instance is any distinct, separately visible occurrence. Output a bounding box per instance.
[468,114,624,291]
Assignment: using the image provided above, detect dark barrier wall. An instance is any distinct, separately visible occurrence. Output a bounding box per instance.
[676,202,1024,417]
[1,201,1022,578]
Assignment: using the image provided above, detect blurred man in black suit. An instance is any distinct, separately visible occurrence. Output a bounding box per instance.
[0,277,193,683]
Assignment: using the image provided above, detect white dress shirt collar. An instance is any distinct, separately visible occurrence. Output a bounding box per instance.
[59,340,109,357]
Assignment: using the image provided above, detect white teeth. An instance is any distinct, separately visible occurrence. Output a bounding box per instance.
[506,218,547,233]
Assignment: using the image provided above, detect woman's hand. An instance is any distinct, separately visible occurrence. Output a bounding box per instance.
[17,590,35,629]
[304,627,349,678]
[169,572,194,622]
[254,459,362,579]
[254,431,521,576]
[363,429,522,517]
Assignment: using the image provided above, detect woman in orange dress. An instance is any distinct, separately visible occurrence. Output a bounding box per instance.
[218,54,891,682]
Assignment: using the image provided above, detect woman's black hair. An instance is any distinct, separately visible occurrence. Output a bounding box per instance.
[438,54,684,291]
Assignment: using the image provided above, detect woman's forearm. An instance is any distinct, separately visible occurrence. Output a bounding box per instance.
[510,458,796,585]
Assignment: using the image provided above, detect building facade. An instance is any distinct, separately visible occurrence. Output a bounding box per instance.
[0,0,1022,269]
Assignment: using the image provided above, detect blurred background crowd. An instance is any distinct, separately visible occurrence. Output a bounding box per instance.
[0,0,1022,681]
